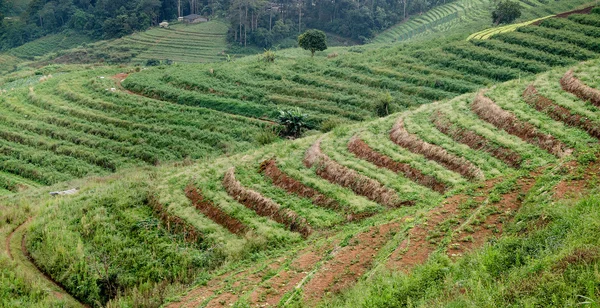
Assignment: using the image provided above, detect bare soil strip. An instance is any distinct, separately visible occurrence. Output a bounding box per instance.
[302,223,400,305]
[8,218,86,306]
[472,91,571,157]
[304,139,412,208]
[432,111,522,168]
[348,136,447,193]
[148,195,203,244]
[6,217,31,260]
[223,167,312,237]
[185,184,249,236]
[523,85,600,139]
[390,117,484,180]
[560,69,600,107]
[447,176,536,258]
[259,158,340,210]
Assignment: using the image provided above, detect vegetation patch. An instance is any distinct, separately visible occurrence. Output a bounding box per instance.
[304,140,408,208]
[432,111,522,168]
[472,91,571,157]
[523,84,600,139]
[560,69,600,107]
[389,117,484,180]
[184,185,249,236]
[347,136,447,193]
[223,167,311,238]
[259,159,340,210]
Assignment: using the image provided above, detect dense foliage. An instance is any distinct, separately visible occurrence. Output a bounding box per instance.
[227,0,459,47]
[492,0,522,25]
[298,29,327,57]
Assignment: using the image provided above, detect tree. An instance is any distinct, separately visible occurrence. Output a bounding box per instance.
[298,29,326,57]
[492,0,522,25]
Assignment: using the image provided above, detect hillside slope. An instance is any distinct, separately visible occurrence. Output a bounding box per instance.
[1,9,599,193]
[2,55,600,306]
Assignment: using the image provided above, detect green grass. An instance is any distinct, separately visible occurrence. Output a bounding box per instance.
[3,58,600,306]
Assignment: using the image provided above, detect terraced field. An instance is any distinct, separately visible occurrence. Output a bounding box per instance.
[123,10,600,124]
[1,9,599,194]
[374,0,593,43]
[7,32,91,60]
[44,20,231,65]
[4,58,600,306]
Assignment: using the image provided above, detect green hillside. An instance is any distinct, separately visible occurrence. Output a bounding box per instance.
[1,9,600,193]
[3,55,600,306]
[3,3,600,308]
[374,0,593,43]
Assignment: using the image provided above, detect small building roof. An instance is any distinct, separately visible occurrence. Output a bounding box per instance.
[183,14,203,20]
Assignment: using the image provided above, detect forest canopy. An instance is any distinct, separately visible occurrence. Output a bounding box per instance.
[0,0,456,50]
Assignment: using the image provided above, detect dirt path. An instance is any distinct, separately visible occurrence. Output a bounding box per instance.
[7,217,86,307]
[387,179,497,271]
[6,217,31,260]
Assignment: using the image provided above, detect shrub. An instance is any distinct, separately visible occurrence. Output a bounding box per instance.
[145,59,160,66]
[277,108,309,138]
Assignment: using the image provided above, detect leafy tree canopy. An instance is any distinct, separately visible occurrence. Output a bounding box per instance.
[298,29,327,57]
[492,0,522,25]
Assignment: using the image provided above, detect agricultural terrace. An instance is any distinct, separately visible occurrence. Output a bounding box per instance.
[373,0,591,43]
[124,9,600,125]
[44,20,231,65]
[4,57,600,306]
[1,8,600,194]
[0,67,271,193]
[7,32,91,60]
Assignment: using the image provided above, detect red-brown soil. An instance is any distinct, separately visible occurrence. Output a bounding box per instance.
[223,167,312,237]
[531,6,594,25]
[389,118,484,180]
[148,195,203,244]
[259,159,340,210]
[432,112,522,168]
[348,136,447,193]
[302,222,400,305]
[554,160,600,200]
[447,175,536,257]
[387,180,497,271]
[304,140,412,208]
[472,91,571,157]
[560,70,600,107]
[185,184,248,236]
[524,85,600,139]
[248,247,329,307]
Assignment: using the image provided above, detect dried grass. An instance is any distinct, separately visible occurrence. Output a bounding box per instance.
[304,139,412,208]
[223,167,312,238]
[147,195,203,244]
[259,159,340,210]
[389,118,484,180]
[347,136,447,193]
[472,91,571,157]
[523,85,600,140]
[431,111,522,168]
[184,184,249,236]
[560,69,600,107]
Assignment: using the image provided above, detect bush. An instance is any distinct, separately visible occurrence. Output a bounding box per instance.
[255,126,280,145]
[375,91,393,117]
[277,108,309,138]
[261,49,276,63]
[145,59,161,66]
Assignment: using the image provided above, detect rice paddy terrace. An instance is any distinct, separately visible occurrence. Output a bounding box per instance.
[3,55,600,306]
